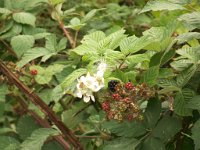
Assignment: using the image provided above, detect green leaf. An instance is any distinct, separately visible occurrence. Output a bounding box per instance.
[191,119,200,150]
[56,37,67,51]
[176,65,197,88]
[16,115,40,140]
[42,141,64,150]
[176,32,200,44]
[141,137,165,150]
[0,84,8,102]
[61,68,87,89]
[126,54,149,64]
[179,12,200,30]
[102,120,146,138]
[30,64,65,84]
[140,0,185,13]
[0,8,11,15]
[17,47,50,68]
[186,95,200,110]
[11,35,35,58]
[99,138,140,150]
[13,12,36,26]
[144,98,161,129]
[0,23,22,39]
[152,116,182,142]
[141,66,159,86]
[45,34,57,52]
[62,101,88,129]
[21,128,59,150]
[0,136,20,150]
[82,9,97,23]
[174,92,192,116]
[120,35,152,54]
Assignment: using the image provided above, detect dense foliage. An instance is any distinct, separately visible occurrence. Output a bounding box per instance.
[1,0,200,149]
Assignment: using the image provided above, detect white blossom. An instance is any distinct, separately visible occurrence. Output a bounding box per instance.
[75,62,107,103]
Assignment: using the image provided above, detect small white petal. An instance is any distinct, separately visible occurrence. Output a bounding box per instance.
[76,91,82,98]
[91,95,95,102]
[83,96,90,103]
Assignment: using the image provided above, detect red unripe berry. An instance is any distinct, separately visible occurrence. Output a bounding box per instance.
[123,97,131,103]
[102,102,110,112]
[125,82,134,90]
[112,93,120,100]
[30,69,38,75]
[127,114,133,121]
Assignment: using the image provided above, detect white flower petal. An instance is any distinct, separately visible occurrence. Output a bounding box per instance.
[83,96,90,103]
[91,95,95,102]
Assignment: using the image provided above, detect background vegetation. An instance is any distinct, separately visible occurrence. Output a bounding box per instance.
[0,0,200,149]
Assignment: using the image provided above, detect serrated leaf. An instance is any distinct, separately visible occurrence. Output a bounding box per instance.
[21,128,59,150]
[61,68,87,89]
[127,54,149,64]
[152,116,181,142]
[176,32,200,44]
[102,120,146,138]
[174,92,192,116]
[0,136,20,150]
[186,95,200,110]
[176,65,197,87]
[141,66,159,86]
[140,0,185,13]
[178,12,200,30]
[13,12,36,26]
[99,138,140,150]
[0,23,22,39]
[17,47,50,68]
[191,119,200,150]
[11,35,35,58]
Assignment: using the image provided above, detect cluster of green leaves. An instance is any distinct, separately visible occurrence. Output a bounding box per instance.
[1,0,200,149]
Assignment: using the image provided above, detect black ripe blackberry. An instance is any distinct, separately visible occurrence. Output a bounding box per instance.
[108,80,119,92]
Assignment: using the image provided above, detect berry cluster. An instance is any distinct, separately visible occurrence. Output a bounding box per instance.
[102,81,154,121]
